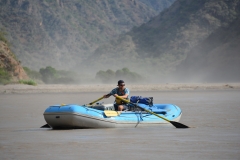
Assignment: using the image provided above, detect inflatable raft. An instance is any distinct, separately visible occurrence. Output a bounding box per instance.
[43,103,182,129]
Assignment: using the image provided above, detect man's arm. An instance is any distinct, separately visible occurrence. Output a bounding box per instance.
[103,93,111,98]
[104,88,117,98]
[113,94,128,99]
[113,88,129,99]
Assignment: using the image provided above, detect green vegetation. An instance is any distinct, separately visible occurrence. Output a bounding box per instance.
[96,67,143,83]
[39,66,78,84]
[0,67,37,86]
[53,69,78,84]
[23,67,42,80]
[24,66,79,84]
[19,79,37,86]
[0,68,11,84]
[39,66,57,84]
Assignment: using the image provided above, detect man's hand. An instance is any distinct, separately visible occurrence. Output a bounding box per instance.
[113,94,118,97]
[104,94,111,98]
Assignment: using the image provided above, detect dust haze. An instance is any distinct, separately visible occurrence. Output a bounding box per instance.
[71,17,240,84]
[52,27,240,84]
[29,25,240,85]
[60,47,240,85]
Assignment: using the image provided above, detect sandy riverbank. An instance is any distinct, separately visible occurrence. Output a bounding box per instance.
[0,83,240,93]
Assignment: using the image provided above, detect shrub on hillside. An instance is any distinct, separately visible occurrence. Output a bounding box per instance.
[23,67,42,80]
[39,66,57,84]
[19,79,37,86]
[0,68,11,84]
[39,66,78,84]
[96,69,115,83]
[96,67,143,83]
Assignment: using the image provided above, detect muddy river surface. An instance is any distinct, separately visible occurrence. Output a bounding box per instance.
[0,90,240,160]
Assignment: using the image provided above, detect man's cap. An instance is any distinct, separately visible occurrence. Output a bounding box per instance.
[117,80,125,85]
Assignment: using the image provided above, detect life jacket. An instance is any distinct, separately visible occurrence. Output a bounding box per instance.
[115,88,128,105]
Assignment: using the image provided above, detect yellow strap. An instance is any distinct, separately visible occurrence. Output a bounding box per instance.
[104,111,121,117]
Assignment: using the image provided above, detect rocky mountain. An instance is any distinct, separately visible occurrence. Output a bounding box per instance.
[139,0,176,13]
[128,0,240,57]
[0,0,174,70]
[1,0,239,83]
[174,16,240,82]
[0,40,28,82]
[89,0,240,82]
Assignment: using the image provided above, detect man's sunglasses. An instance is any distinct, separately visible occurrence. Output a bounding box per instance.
[119,84,125,86]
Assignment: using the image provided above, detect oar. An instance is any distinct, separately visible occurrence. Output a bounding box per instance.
[115,95,189,129]
[87,94,112,106]
[88,96,105,105]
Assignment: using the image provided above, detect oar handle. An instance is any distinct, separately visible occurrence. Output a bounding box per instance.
[88,97,104,105]
[88,94,111,105]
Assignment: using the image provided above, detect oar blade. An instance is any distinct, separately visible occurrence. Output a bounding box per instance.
[40,124,51,128]
[170,121,189,128]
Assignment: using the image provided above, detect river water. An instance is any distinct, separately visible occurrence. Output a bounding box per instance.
[0,90,239,160]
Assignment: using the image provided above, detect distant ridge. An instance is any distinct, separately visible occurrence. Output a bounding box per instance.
[0,0,174,70]
[90,0,240,82]
[175,16,240,82]
[1,0,239,82]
